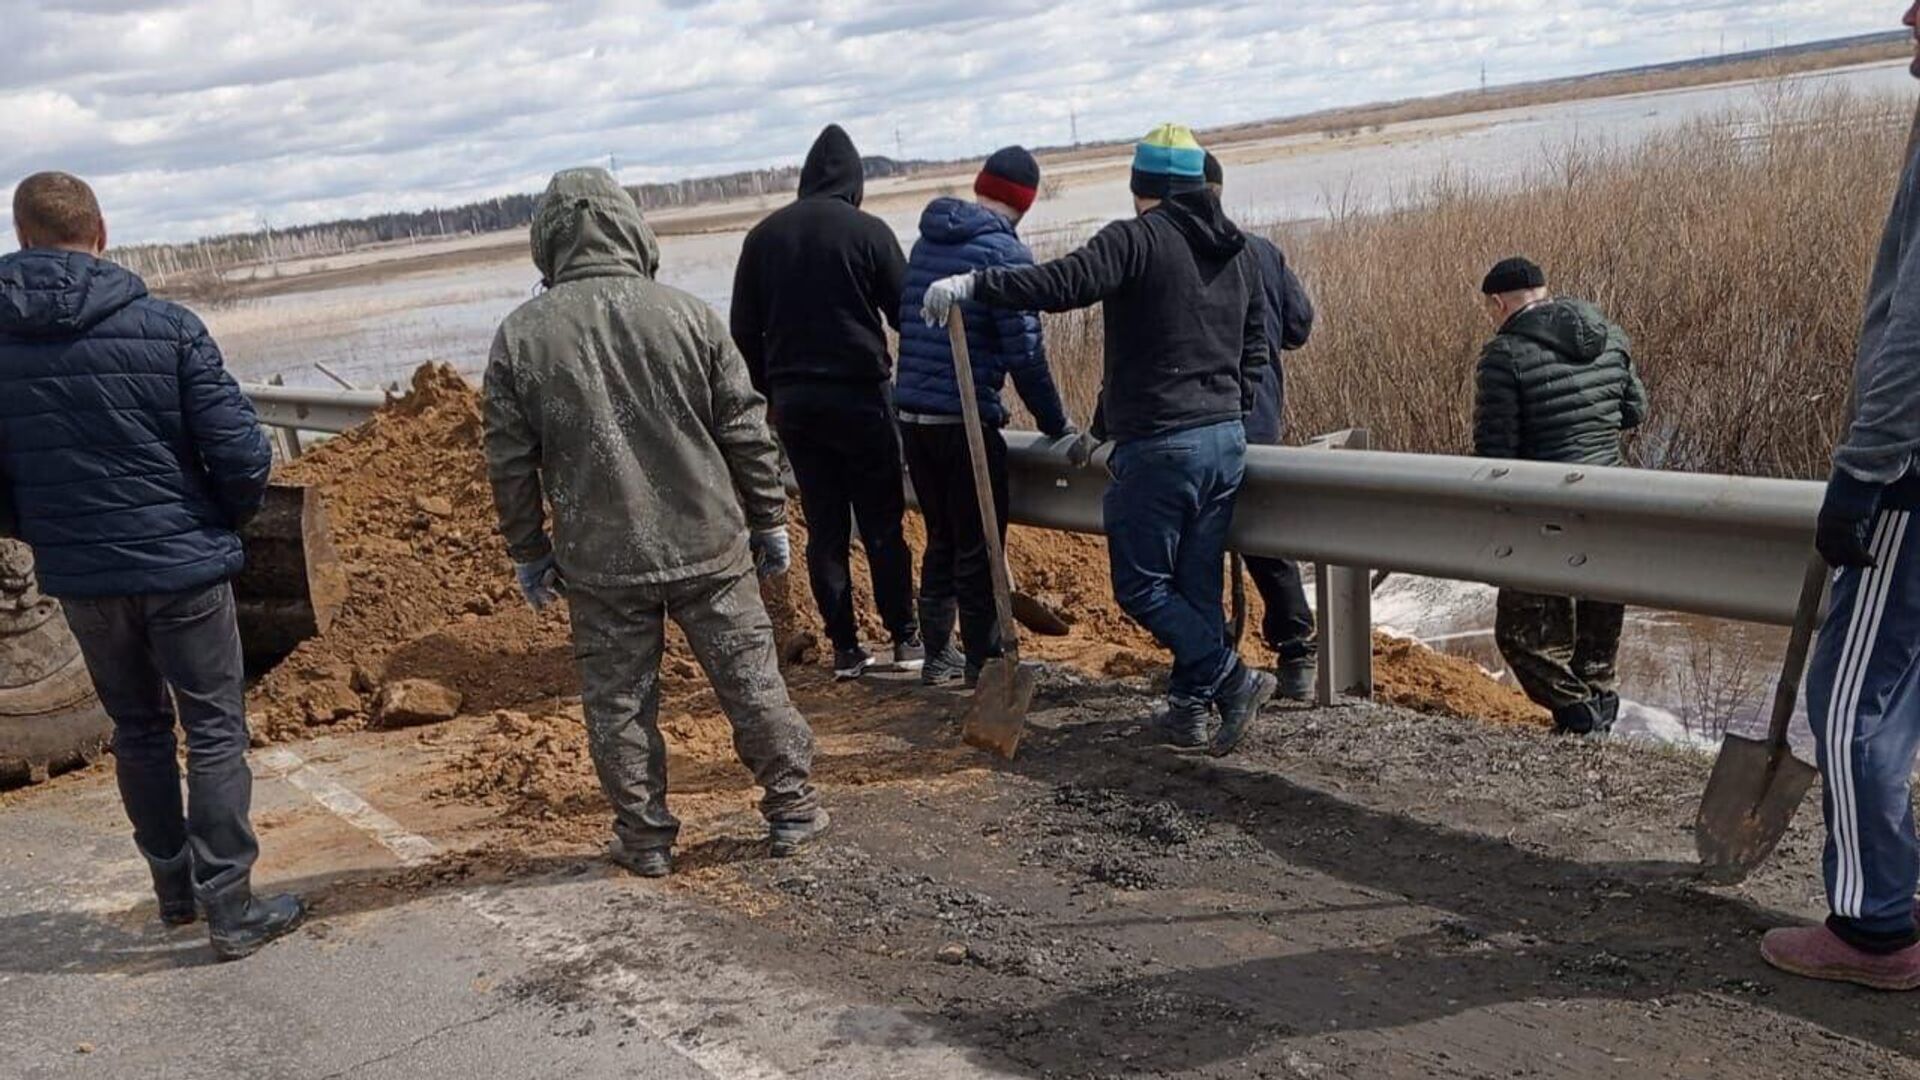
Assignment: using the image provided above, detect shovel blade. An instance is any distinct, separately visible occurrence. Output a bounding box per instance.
[1010,591,1072,637]
[960,659,1037,760]
[1696,732,1819,884]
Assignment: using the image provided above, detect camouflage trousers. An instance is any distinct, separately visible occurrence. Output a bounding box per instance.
[568,567,821,853]
[1493,589,1626,711]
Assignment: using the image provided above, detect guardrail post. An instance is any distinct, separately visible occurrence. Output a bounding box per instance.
[264,375,303,460]
[1308,429,1374,706]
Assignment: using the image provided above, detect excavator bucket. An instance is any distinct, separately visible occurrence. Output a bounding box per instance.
[234,483,348,674]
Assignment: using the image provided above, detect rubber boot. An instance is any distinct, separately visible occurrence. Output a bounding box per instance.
[1275,656,1316,703]
[139,844,198,927]
[1551,699,1601,736]
[199,876,307,962]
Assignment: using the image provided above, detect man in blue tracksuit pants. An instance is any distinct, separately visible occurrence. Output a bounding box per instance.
[1762,2,1920,989]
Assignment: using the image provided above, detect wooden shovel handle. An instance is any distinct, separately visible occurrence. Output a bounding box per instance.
[946,309,1021,665]
[1766,555,1830,749]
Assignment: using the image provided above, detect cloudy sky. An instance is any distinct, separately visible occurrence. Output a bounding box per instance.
[2,1,1897,244]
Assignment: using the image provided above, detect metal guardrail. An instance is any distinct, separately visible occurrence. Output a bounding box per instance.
[244,382,1822,703]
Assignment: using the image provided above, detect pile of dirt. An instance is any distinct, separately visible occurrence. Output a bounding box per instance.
[249,364,577,742]
[432,709,601,825]
[1372,632,1549,727]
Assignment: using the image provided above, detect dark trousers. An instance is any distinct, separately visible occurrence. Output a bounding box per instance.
[1493,588,1625,711]
[1105,420,1248,702]
[60,583,258,890]
[901,420,1007,663]
[1245,556,1315,659]
[570,568,820,853]
[773,384,917,653]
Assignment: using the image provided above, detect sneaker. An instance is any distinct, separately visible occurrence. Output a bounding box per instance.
[770,810,832,858]
[893,636,926,673]
[921,644,968,686]
[609,840,672,879]
[833,646,873,681]
[1211,663,1278,758]
[1761,925,1920,991]
[1275,656,1315,703]
[1152,698,1210,749]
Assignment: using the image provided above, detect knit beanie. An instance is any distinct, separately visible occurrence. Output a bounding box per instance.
[1131,123,1207,199]
[1481,256,1547,295]
[1203,151,1224,186]
[975,146,1041,214]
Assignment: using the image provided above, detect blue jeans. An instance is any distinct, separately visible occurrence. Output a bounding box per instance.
[1104,420,1248,702]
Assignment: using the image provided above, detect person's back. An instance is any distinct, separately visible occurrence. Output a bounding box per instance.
[730,124,905,394]
[485,169,782,588]
[0,171,297,962]
[484,168,825,878]
[1473,294,1645,467]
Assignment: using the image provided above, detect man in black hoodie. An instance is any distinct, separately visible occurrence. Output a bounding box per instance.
[922,124,1277,757]
[731,125,918,680]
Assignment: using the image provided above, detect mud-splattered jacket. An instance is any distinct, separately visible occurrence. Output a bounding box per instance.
[483,169,786,588]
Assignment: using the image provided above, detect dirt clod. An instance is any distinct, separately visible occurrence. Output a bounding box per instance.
[376,679,464,728]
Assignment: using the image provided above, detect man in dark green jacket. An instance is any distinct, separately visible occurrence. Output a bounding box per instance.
[1473,257,1647,735]
[484,169,827,877]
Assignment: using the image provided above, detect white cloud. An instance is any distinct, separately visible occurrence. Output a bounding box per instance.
[0,0,1897,242]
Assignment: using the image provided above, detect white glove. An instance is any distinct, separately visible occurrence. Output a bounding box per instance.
[920,273,975,327]
[750,528,792,578]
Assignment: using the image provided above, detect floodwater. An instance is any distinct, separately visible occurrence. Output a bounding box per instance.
[206,60,1908,749]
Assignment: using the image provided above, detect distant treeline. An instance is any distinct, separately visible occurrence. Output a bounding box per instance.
[115,157,918,282]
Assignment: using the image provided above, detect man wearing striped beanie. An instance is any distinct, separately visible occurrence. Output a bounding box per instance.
[920,123,1277,757]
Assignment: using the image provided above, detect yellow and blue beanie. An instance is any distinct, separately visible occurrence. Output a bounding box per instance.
[1131,123,1207,199]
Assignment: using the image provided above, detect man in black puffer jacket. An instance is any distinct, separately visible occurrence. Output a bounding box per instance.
[1473,257,1648,735]
[730,125,919,681]
[0,172,301,961]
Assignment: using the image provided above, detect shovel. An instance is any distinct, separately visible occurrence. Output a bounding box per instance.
[947,309,1036,759]
[1695,555,1828,883]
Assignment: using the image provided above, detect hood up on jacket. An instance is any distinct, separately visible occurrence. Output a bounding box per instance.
[530,168,661,288]
[798,124,865,207]
[0,249,148,341]
[1503,297,1616,363]
[917,196,1014,246]
[1152,189,1247,268]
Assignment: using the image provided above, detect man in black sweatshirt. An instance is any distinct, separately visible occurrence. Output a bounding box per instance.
[921,123,1277,757]
[731,124,919,680]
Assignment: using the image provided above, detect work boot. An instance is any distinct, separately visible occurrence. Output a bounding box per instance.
[833,646,873,681]
[1761,925,1920,991]
[893,636,926,673]
[921,644,968,686]
[1552,699,1603,736]
[1274,654,1316,703]
[1590,691,1621,734]
[608,839,672,879]
[1211,662,1279,758]
[140,843,198,927]
[199,877,307,963]
[769,810,832,858]
[1152,697,1211,749]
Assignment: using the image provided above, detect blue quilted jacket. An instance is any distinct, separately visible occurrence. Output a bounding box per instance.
[0,250,272,598]
[894,199,1069,435]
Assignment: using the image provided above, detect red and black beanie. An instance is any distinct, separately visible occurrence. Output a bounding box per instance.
[975,145,1041,214]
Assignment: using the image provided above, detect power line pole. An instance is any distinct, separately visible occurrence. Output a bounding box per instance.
[607,152,618,179]
[1479,61,1487,93]
[895,127,903,160]
[1070,107,1079,146]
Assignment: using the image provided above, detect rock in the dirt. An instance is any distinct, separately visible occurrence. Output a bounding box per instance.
[936,943,969,966]
[376,679,464,728]
[413,494,454,518]
[300,679,363,725]
[351,663,382,695]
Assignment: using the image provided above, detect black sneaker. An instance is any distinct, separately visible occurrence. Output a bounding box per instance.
[893,637,926,673]
[1152,698,1211,749]
[834,647,873,681]
[609,840,672,879]
[770,810,832,857]
[1211,663,1278,758]
[921,644,968,685]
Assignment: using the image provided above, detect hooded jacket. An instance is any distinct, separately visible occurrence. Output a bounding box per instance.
[483,168,786,588]
[1242,232,1313,445]
[0,249,271,598]
[973,189,1268,443]
[894,197,1068,435]
[729,125,907,399]
[1472,297,1646,466]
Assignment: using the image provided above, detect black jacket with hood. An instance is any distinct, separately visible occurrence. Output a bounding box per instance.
[972,189,1268,443]
[1472,297,1647,466]
[730,125,907,401]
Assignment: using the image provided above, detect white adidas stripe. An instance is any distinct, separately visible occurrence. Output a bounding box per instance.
[1827,510,1909,918]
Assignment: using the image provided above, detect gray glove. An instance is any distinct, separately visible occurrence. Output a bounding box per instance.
[750,528,792,578]
[1065,431,1104,469]
[920,273,975,327]
[514,551,565,611]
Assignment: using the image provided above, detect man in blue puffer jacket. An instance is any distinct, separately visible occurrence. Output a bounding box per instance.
[0,172,301,961]
[895,147,1072,685]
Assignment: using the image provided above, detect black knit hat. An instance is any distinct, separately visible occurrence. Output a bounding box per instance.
[1203,151,1224,186]
[976,146,1041,213]
[1481,256,1546,295]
